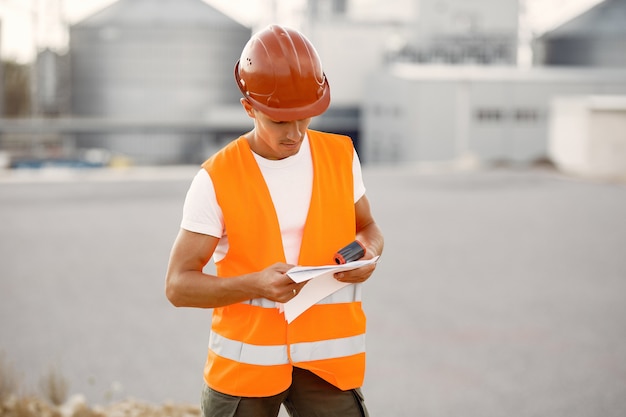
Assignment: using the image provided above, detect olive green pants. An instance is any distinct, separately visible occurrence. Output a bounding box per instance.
[201,367,369,417]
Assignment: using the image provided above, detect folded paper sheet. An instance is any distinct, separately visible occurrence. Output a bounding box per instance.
[279,256,379,323]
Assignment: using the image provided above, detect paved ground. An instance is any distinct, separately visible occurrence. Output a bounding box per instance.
[1,164,625,416]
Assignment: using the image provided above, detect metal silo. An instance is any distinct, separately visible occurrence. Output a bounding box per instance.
[69,0,251,164]
[533,0,626,68]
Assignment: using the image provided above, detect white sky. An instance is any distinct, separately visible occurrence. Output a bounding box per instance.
[0,0,605,63]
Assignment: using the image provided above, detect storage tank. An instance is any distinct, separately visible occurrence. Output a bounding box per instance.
[533,0,626,67]
[69,0,251,164]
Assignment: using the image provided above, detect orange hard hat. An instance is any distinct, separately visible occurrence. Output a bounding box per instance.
[234,25,331,121]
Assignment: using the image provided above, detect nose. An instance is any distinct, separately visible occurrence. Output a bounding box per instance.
[286,120,306,140]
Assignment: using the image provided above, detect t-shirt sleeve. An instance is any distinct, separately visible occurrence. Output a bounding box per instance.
[353,149,366,203]
[180,169,224,238]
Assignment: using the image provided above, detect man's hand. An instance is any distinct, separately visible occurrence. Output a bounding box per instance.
[333,261,377,283]
[255,263,307,303]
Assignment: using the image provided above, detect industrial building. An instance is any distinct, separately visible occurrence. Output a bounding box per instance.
[533,0,626,67]
[2,0,625,170]
[361,65,626,164]
[2,0,369,165]
[68,0,251,164]
[360,0,626,171]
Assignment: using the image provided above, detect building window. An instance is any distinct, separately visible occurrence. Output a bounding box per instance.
[514,109,539,122]
[475,108,540,123]
[475,108,503,122]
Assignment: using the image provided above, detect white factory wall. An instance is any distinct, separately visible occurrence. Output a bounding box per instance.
[361,65,626,166]
[549,95,626,179]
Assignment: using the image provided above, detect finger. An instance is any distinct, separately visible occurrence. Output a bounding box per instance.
[334,268,365,280]
[288,282,307,298]
[335,269,372,283]
[291,285,303,299]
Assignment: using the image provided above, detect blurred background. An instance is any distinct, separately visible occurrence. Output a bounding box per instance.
[1,0,625,416]
[0,0,624,173]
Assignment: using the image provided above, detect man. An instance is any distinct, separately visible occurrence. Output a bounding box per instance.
[165,24,384,417]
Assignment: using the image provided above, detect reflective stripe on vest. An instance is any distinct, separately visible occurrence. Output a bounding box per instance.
[210,332,365,365]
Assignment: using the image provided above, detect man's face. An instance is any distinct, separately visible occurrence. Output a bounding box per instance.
[242,99,312,160]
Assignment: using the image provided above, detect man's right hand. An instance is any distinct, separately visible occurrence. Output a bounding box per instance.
[255,263,306,303]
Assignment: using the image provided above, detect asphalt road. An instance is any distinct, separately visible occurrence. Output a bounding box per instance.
[1,165,625,416]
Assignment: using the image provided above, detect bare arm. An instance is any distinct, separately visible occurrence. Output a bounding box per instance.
[335,195,384,283]
[165,229,304,308]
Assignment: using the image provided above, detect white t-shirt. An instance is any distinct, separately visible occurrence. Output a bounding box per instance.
[181,134,366,264]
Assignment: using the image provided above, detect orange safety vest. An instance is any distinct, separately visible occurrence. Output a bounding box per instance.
[201,130,366,397]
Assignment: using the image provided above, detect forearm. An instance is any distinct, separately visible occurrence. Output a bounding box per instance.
[166,270,259,309]
[354,195,384,260]
[357,221,384,259]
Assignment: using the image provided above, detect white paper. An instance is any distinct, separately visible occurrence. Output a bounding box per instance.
[279,256,379,323]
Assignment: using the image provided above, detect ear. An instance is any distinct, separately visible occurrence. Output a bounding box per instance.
[240,98,256,118]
